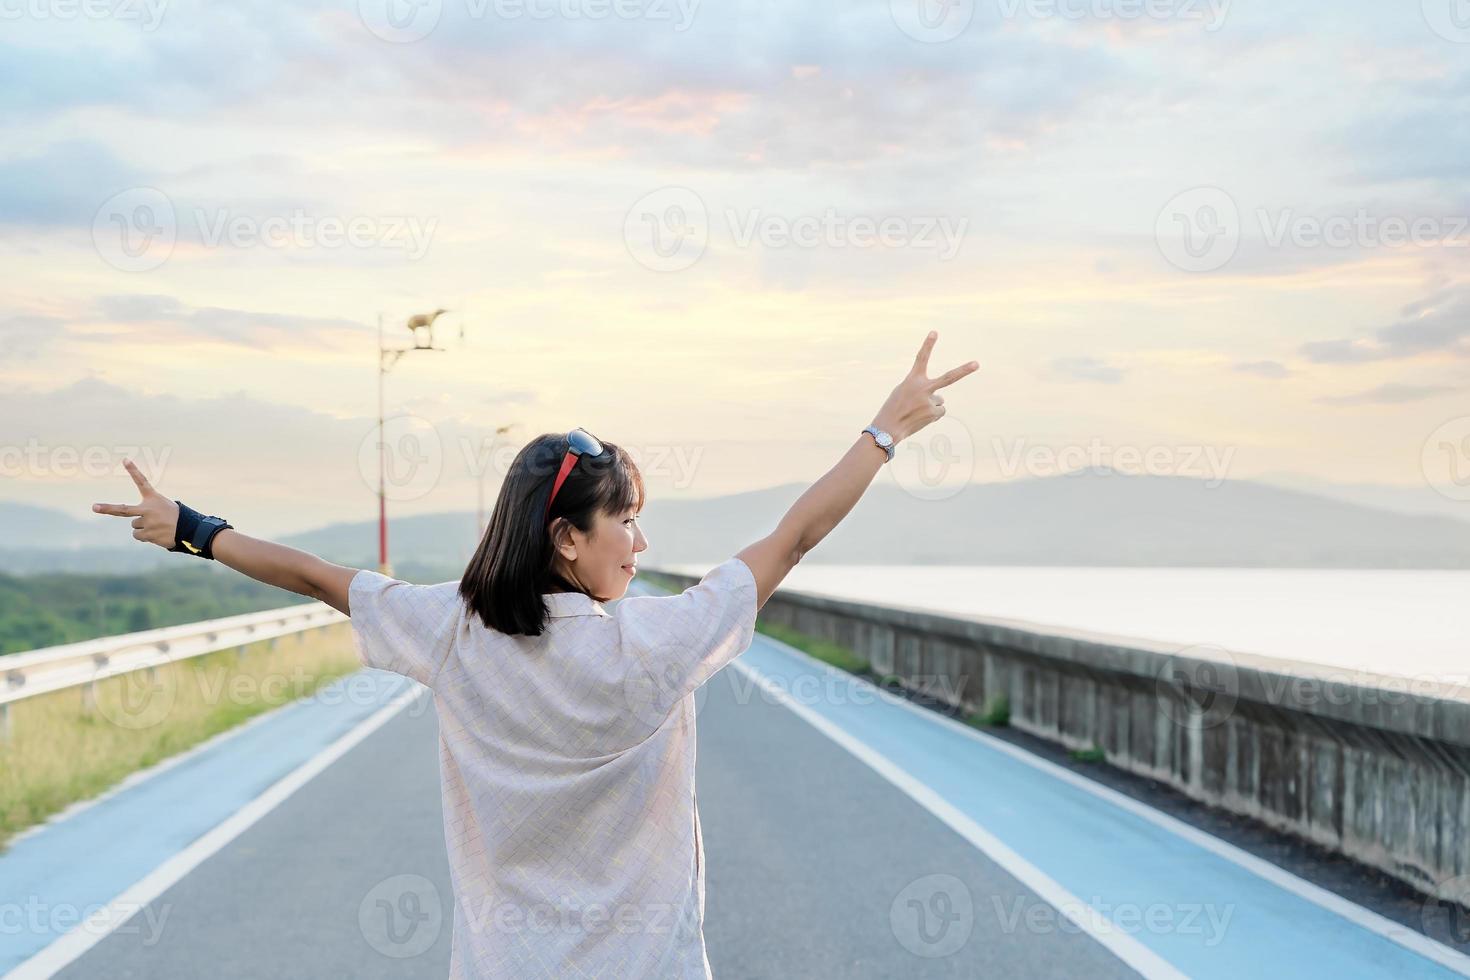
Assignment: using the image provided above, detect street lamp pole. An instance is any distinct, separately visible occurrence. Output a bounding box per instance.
[478,423,517,537]
[376,308,452,577]
[378,314,388,574]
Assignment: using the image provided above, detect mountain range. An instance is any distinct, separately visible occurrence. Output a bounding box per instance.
[5,470,1469,576]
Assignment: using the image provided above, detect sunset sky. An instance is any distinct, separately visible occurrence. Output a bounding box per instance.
[4,0,1468,537]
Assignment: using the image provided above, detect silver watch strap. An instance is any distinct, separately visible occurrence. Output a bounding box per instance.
[862,425,895,462]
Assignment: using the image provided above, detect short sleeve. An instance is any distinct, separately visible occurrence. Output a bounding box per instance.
[347,569,457,689]
[615,557,758,714]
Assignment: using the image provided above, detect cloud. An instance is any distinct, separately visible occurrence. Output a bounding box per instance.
[1338,93,1470,185]
[0,294,371,359]
[1,375,372,535]
[0,139,144,228]
[377,21,1132,174]
[0,3,337,123]
[483,390,539,406]
[0,313,68,360]
[1317,383,1456,406]
[91,293,368,352]
[0,375,529,537]
[1300,284,1470,363]
[0,43,141,119]
[1232,360,1291,378]
[2,1,1140,181]
[1051,356,1124,384]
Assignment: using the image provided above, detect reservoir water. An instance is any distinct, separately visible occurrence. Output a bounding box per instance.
[671,563,1469,688]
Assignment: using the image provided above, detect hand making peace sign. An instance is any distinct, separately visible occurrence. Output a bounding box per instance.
[92,458,180,550]
[871,331,980,443]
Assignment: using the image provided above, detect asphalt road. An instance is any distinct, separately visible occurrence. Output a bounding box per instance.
[695,663,1133,979]
[18,580,1465,979]
[48,664,1130,979]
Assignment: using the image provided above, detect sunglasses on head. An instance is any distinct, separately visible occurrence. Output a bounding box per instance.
[543,427,604,524]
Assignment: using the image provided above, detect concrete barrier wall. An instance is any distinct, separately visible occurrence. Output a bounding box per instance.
[650,569,1470,904]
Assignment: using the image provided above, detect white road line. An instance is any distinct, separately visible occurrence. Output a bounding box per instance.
[728,658,1185,980]
[5,680,428,980]
[747,638,1470,977]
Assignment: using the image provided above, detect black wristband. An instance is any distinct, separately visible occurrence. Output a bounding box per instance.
[171,500,233,560]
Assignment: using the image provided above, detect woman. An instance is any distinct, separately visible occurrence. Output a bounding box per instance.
[93,331,977,979]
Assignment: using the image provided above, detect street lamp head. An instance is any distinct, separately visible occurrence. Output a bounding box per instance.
[405,308,450,348]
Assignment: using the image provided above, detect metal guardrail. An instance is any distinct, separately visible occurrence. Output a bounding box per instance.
[0,602,348,738]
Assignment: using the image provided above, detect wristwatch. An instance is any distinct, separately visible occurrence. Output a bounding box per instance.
[862,424,895,462]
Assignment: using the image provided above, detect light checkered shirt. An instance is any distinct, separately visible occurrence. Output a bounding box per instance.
[348,557,758,979]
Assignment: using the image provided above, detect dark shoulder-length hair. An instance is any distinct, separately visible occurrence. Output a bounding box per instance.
[459,431,644,637]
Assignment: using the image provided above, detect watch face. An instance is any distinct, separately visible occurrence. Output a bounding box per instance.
[878,432,893,447]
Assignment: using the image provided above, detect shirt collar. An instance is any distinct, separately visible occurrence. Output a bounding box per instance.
[543,591,611,619]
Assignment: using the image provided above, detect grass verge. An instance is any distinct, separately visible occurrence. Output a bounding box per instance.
[1069,743,1107,763]
[965,693,1011,729]
[0,622,361,854]
[754,621,872,675]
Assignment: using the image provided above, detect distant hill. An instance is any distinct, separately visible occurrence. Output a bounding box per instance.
[280,512,483,570]
[1256,472,1470,526]
[628,470,1470,568]
[0,502,476,577]
[0,501,173,574]
[4,470,1470,574]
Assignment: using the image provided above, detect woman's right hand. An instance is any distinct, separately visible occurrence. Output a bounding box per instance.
[872,331,979,442]
[92,459,181,550]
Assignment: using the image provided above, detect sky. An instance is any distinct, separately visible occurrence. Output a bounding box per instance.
[2,0,1469,537]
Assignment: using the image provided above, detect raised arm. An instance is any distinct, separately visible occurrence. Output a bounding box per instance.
[92,459,359,615]
[210,531,358,615]
[736,331,978,610]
